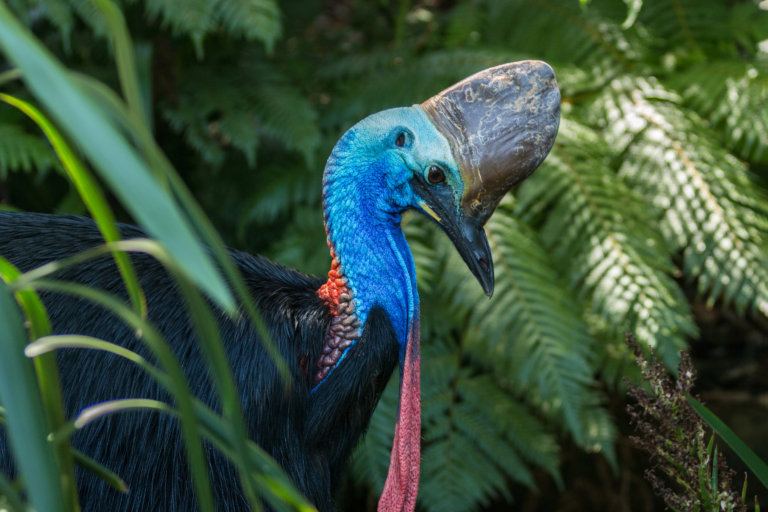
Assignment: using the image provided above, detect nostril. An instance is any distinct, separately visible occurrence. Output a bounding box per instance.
[479,258,488,269]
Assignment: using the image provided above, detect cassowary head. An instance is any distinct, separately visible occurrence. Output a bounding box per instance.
[321,60,560,511]
[325,61,560,298]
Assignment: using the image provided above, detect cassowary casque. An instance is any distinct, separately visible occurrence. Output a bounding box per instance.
[0,60,560,512]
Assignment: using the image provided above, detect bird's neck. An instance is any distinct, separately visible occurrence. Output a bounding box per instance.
[315,140,419,384]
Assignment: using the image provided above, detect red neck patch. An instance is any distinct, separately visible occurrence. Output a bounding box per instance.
[315,246,361,384]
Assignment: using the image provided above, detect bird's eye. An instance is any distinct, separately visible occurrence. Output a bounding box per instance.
[427,165,445,184]
[395,132,406,147]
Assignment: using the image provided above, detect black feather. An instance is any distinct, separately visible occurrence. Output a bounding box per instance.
[0,211,399,512]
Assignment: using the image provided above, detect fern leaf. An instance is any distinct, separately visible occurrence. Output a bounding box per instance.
[144,0,216,53]
[516,119,696,368]
[439,202,615,456]
[669,60,768,163]
[247,83,319,166]
[485,0,639,69]
[214,0,281,51]
[0,124,58,178]
[596,77,768,316]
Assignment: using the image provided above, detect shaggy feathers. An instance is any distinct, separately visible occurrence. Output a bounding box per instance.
[0,212,399,511]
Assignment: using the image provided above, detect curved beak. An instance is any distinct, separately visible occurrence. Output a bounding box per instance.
[412,175,495,297]
[418,60,561,296]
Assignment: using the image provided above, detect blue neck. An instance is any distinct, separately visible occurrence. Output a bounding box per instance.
[322,129,419,351]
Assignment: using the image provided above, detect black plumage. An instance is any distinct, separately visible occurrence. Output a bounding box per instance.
[0,211,399,511]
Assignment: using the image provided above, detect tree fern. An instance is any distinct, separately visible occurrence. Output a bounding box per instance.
[435,203,615,459]
[0,124,58,178]
[592,76,768,316]
[214,0,281,51]
[516,119,696,367]
[670,59,768,163]
[161,61,319,168]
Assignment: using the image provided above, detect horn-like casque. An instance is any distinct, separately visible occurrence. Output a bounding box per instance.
[421,60,561,223]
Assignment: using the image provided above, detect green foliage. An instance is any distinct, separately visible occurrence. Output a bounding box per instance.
[2,0,768,510]
[0,123,58,178]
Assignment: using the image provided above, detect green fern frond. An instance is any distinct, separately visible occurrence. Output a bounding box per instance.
[669,60,768,163]
[597,77,768,316]
[635,0,735,53]
[268,206,328,276]
[161,62,319,167]
[0,124,59,178]
[240,162,319,228]
[247,83,319,166]
[144,0,216,53]
[485,0,639,70]
[37,0,73,47]
[353,340,562,512]
[517,119,695,367]
[438,202,614,456]
[214,0,281,51]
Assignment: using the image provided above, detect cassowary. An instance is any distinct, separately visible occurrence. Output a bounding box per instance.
[0,61,560,511]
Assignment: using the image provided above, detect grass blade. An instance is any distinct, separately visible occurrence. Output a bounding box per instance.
[14,279,217,512]
[0,2,235,313]
[74,399,171,429]
[0,257,79,511]
[69,72,292,387]
[687,395,768,490]
[0,279,65,512]
[87,0,147,129]
[0,93,146,318]
[16,299,315,511]
[71,449,128,494]
[0,470,25,512]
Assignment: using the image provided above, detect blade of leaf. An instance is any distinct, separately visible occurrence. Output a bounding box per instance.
[0,3,234,312]
[68,72,292,386]
[0,257,79,512]
[687,395,768,490]
[0,279,66,512]
[0,469,25,512]
[71,449,128,494]
[0,93,146,318]
[13,279,217,512]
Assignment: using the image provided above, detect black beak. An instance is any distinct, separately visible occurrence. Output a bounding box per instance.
[411,176,495,297]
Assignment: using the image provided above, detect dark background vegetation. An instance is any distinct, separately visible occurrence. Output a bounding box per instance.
[2,0,768,510]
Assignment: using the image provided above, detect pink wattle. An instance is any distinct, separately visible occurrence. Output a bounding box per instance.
[378,329,421,512]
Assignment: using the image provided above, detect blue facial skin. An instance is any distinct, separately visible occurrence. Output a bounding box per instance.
[317,106,464,388]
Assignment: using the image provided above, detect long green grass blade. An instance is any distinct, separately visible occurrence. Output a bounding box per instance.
[87,0,147,129]
[128,241,262,508]
[0,257,79,512]
[27,334,148,365]
[70,72,291,386]
[687,395,768,490]
[71,449,128,494]
[0,67,20,86]
[0,2,235,313]
[0,93,146,319]
[0,470,25,512]
[14,279,217,512]
[74,399,171,429]
[0,279,66,512]
[17,306,315,511]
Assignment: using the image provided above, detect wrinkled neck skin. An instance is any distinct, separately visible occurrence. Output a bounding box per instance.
[317,124,420,380]
[317,112,425,512]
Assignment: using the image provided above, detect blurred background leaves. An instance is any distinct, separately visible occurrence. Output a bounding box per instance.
[2,0,768,510]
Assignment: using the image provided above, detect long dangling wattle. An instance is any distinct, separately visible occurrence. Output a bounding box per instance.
[378,315,421,512]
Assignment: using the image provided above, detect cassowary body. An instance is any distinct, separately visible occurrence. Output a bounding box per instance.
[0,61,560,511]
[0,213,398,511]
